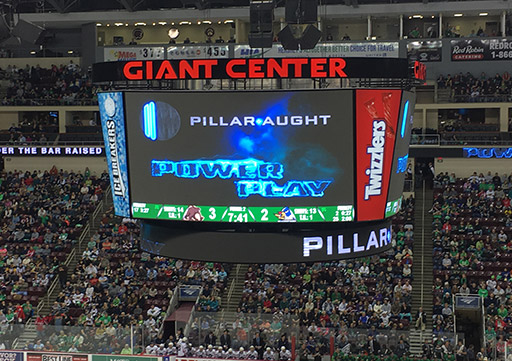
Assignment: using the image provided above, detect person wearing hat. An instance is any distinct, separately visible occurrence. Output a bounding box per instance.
[167,342,177,355]
[247,346,258,359]
[146,342,157,355]
[217,346,225,358]
[226,348,236,359]
[207,344,215,358]
[177,337,188,356]
[195,345,206,358]
[237,347,247,359]
[263,347,275,360]
[157,344,167,356]
[279,346,291,361]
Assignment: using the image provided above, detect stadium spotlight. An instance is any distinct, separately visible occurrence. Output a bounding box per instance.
[168,27,180,39]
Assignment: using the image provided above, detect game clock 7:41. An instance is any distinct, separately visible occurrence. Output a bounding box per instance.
[131,203,355,223]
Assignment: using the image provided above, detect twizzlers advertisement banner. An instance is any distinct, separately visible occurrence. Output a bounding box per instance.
[356,89,401,222]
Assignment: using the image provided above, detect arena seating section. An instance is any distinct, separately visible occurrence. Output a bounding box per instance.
[0,166,416,357]
[0,168,107,324]
[437,71,512,103]
[31,205,231,353]
[432,172,512,355]
[234,197,415,357]
[1,63,97,106]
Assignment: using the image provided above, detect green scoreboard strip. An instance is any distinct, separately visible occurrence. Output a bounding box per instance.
[385,197,403,218]
[132,203,355,223]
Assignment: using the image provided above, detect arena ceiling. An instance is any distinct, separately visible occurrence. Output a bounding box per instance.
[4,0,502,14]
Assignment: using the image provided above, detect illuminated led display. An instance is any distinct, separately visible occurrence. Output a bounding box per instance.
[98,89,415,223]
[143,101,158,141]
[401,100,409,138]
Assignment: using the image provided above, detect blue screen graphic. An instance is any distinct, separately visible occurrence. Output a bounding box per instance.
[143,101,158,141]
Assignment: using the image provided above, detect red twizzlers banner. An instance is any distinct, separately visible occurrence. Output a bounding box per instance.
[355,89,401,221]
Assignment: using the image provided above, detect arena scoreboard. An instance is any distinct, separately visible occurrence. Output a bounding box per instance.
[95,56,419,263]
[99,89,414,224]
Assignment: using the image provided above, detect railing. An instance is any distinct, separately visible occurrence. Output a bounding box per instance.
[159,287,180,337]
[410,134,441,146]
[0,98,98,106]
[4,324,147,354]
[226,264,241,310]
[452,94,512,103]
[34,186,109,323]
[184,286,205,337]
[187,312,300,351]
[410,134,512,147]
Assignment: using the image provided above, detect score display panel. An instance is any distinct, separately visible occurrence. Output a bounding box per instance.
[99,88,414,224]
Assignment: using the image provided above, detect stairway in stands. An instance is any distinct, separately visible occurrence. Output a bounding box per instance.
[215,264,249,329]
[409,184,434,356]
[12,192,111,349]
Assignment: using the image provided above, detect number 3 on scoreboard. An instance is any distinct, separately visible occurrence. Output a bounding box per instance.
[209,207,216,220]
[261,209,268,221]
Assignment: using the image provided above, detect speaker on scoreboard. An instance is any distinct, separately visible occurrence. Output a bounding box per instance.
[300,24,322,49]
[12,19,46,44]
[278,24,321,50]
[249,0,274,48]
[249,33,274,49]
[285,0,318,24]
[277,24,299,50]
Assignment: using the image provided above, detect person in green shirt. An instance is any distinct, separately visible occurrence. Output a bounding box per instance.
[331,347,342,361]
[485,325,496,342]
[22,301,33,319]
[303,272,311,283]
[87,239,96,250]
[331,289,341,303]
[5,308,14,323]
[121,345,132,354]
[478,287,488,298]
[497,305,508,318]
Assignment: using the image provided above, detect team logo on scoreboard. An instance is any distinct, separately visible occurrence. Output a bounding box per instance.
[364,120,386,200]
[183,205,204,221]
[275,207,296,222]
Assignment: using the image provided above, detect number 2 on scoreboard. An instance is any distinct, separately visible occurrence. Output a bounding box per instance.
[261,208,268,221]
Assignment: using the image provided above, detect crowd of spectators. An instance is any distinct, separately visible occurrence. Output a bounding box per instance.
[0,167,108,345]
[4,113,58,145]
[437,71,512,103]
[181,197,416,358]
[0,62,98,106]
[0,165,419,358]
[432,171,512,358]
[26,207,230,353]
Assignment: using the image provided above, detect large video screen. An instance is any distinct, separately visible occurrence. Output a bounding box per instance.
[98,88,414,224]
[124,90,355,223]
